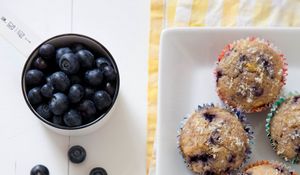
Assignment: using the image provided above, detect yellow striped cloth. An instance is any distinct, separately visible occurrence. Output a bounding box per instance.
[147,0,300,174]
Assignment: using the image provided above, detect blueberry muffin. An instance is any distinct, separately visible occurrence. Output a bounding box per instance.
[240,160,297,175]
[266,96,300,163]
[178,104,252,174]
[216,37,287,113]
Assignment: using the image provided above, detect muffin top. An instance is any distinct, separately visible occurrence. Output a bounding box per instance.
[270,96,300,162]
[241,161,296,175]
[179,106,250,174]
[216,37,285,112]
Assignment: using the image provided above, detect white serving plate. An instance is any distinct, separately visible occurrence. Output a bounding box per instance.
[157,28,300,174]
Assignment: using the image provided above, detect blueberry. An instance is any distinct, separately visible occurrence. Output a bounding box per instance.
[95,57,110,69]
[105,82,115,96]
[41,83,54,98]
[85,69,103,86]
[72,43,85,52]
[68,84,84,103]
[33,57,48,70]
[93,91,112,111]
[56,47,72,63]
[103,65,117,81]
[39,43,55,60]
[227,154,236,163]
[46,76,52,84]
[216,70,223,83]
[239,55,248,62]
[90,167,107,175]
[68,145,86,164]
[52,115,64,126]
[70,75,82,84]
[30,164,49,175]
[63,109,82,127]
[25,69,44,86]
[203,112,215,122]
[78,100,97,117]
[36,104,52,120]
[84,87,95,99]
[49,71,70,92]
[49,93,69,115]
[27,87,43,105]
[83,115,97,124]
[189,153,213,163]
[203,171,215,175]
[252,86,264,97]
[76,49,95,69]
[59,53,80,74]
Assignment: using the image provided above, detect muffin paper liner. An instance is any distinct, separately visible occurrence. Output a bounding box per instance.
[215,36,288,113]
[177,103,254,175]
[238,160,298,175]
[266,92,300,164]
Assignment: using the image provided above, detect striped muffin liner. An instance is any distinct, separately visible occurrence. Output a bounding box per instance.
[238,160,298,175]
[266,92,300,164]
[216,36,288,113]
[177,103,254,175]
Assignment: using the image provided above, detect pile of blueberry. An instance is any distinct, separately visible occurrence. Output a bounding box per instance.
[24,43,118,128]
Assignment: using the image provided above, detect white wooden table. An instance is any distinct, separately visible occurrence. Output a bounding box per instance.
[0,0,150,174]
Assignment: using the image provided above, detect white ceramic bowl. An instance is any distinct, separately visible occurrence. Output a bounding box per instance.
[22,34,120,136]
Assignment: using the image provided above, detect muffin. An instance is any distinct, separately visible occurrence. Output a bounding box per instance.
[216,37,287,113]
[239,160,297,175]
[178,104,252,174]
[266,95,300,163]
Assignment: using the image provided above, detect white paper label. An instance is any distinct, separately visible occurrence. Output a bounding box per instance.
[0,8,42,57]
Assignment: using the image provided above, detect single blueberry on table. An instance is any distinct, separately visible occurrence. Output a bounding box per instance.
[52,115,64,126]
[76,49,95,69]
[85,69,103,86]
[49,92,69,115]
[25,69,44,86]
[105,82,115,96]
[48,71,70,92]
[59,53,80,74]
[95,57,110,69]
[68,84,85,103]
[30,164,49,175]
[78,100,97,117]
[41,83,54,98]
[84,87,95,99]
[56,47,72,63]
[33,57,48,70]
[39,43,55,60]
[36,104,52,120]
[27,87,43,105]
[63,109,82,127]
[93,91,112,111]
[68,145,86,164]
[90,167,107,175]
[103,65,117,82]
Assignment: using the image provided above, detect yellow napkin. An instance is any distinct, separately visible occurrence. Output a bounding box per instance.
[147,0,300,174]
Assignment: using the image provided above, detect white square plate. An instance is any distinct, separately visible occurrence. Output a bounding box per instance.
[157,28,300,174]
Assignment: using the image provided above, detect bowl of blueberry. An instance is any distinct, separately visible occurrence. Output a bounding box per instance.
[22,34,119,135]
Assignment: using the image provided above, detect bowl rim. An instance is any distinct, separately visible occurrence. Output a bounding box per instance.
[21,33,120,130]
